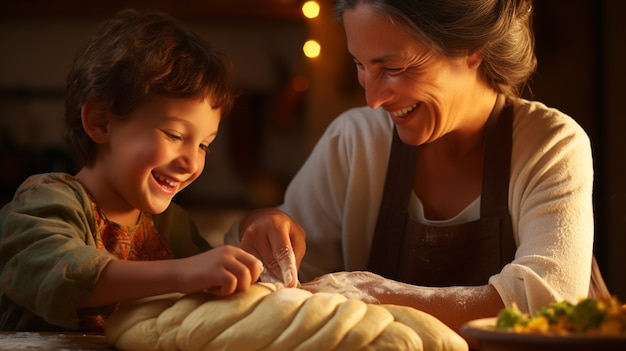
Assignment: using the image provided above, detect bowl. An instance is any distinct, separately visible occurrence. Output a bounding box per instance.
[460,317,626,351]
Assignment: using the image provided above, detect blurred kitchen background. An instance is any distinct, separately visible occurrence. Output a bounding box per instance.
[1,0,624,299]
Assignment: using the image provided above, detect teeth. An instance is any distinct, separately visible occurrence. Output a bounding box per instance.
[154,174,177,187]
[391,103,418,117]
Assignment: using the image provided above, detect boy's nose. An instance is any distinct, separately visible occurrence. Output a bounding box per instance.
[175,148,200,174]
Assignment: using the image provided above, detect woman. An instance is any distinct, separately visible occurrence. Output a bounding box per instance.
[227,0,596,333]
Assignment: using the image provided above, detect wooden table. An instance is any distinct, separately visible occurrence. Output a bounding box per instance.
[0,332,115,350]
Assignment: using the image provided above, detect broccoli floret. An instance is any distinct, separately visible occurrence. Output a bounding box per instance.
[569,298,606,331]
[537,300,574,324]
[496,304,528,330]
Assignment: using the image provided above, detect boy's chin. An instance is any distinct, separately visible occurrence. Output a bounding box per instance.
[145,200,173,214]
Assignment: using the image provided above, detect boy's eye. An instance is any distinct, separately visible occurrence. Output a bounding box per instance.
[163,130,182,141]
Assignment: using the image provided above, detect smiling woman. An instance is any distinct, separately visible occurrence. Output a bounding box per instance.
[227,1,600,346]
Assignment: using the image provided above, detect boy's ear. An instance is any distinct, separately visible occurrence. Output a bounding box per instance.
[466,50,483,70]
[81,99,111,144]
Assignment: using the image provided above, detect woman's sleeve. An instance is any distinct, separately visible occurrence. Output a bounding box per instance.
[278,120,351,281]
[490,103,595,313]
[280,108,392,282]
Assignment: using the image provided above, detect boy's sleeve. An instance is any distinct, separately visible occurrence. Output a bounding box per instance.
[0,175,115,330]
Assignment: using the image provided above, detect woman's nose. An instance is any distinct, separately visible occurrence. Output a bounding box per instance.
[361,73,393,109]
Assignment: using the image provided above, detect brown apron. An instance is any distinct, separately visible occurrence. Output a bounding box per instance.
[367,95,515,286]
[367,95,610,296]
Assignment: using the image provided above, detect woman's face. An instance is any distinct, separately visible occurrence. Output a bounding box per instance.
[343,4,486,145]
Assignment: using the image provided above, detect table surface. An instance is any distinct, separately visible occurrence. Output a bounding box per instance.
[0,332,115,350]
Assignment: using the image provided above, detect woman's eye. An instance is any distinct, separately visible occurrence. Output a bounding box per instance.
[200,144,210,153]
[385,67,405,75]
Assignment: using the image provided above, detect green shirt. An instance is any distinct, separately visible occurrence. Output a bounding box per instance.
[0,173,210,331]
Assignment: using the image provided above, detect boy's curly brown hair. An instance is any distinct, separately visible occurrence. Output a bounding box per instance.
[65,9,234,167]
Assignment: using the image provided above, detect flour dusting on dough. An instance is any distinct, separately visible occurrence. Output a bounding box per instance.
[301,272,379,303]
[274,288,313,303]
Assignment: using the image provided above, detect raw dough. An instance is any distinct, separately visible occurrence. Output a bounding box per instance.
[105,283,467,351]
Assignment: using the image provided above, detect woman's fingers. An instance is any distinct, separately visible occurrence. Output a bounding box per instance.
[238,209,305,287]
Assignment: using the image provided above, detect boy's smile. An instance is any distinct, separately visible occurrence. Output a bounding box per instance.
[152,171,180,194]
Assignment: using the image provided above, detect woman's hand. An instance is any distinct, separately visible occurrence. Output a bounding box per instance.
[237,208,306,287]
[302,270,506,338]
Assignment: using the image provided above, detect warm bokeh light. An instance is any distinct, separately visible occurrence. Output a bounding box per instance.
[302,1,320,19]
[303,39,321,58]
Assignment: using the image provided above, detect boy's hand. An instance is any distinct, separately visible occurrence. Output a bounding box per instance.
[80,246,263,307]
[178,245,263,296]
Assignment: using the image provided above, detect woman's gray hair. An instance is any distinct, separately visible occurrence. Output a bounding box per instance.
[334,0,536,98]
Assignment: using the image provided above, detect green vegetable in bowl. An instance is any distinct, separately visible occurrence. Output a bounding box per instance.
[495,304,528,329]
[495,296,626,335]
[569,298,605,331]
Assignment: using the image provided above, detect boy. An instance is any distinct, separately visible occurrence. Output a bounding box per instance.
[0,9,262,332]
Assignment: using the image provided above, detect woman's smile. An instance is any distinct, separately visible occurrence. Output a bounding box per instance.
[390,103,418,118]
[389,102,421,127]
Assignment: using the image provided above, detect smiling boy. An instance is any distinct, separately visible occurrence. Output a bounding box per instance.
[0,9,262,332]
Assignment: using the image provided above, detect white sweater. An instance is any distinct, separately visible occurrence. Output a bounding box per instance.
[227,98,595,313]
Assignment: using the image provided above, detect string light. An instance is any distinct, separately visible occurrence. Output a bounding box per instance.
[302,1,321,59]
[302,39,321,58]
[302,1,320,19]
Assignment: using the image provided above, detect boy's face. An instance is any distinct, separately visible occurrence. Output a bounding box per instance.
[97,94,220,216]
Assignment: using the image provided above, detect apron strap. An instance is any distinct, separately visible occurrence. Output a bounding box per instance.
[480,95,517,266]
[367,128,419,277]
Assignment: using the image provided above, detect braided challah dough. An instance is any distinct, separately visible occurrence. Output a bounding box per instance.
[105,283,468,351]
